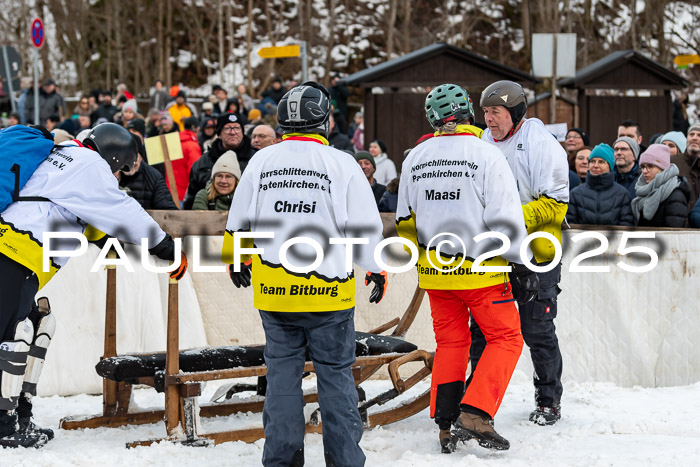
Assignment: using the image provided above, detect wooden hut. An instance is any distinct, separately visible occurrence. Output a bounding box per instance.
[341,42,538,171]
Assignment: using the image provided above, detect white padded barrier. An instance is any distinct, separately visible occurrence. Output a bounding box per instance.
[37,230,700,396]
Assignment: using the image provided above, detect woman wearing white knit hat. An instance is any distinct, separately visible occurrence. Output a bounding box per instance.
[191,150,241,211]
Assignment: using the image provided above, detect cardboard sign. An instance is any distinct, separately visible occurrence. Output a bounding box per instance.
[145,132,183,165]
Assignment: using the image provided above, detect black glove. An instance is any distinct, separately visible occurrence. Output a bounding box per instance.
[510,262,539,304]
[149,234,176,262]
[229,262,252,288]
[364,271,388,304]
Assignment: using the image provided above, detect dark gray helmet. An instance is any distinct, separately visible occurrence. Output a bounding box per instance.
[277,81,331,135]
[425,84,474,130]
[83,122,138,173]
[480,80,528,128]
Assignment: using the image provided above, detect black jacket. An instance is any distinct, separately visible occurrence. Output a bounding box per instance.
[567,171,634,226]
[184,137,257,209]
[370,180,386,205]
[615,163,640,199]
[119,162,178,210]
[635,178,690,228]
[328,126,354,152]
[91,104,119,123]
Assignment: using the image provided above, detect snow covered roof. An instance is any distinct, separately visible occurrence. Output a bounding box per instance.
[341,42,540,88]
[558,49,688,89]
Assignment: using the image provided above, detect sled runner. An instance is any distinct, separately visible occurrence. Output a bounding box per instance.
[60,212,432,447]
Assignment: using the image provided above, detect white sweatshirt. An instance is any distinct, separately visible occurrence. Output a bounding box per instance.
[0,143,166,288]
[223,135,385,312]
[396,127,530,290]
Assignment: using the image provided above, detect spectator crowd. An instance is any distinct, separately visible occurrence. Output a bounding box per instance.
[2,75,700,228]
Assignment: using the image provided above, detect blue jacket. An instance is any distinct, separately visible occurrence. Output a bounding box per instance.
[615,163,640,199]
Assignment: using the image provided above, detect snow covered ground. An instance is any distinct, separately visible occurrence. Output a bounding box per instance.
[4,369,700,466]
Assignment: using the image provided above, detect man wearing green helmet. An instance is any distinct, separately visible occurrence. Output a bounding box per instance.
[396,84,538,453]
[471,80,569,427]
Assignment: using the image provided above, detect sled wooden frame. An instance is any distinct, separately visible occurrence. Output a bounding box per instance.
[59,212,432,446]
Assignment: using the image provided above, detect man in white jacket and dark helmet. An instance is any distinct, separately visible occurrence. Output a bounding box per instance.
[396,83,538,453]
[222,81,388,467]
[470,80,569,426]
[0,123,187,448]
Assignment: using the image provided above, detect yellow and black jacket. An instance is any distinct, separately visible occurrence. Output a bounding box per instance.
[482,118,569,263]
[222,134,385,312]
[0,143,167,288]
[396,125,530,290]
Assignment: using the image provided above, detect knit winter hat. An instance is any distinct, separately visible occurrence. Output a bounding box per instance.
[202,102,214,111]
[639,144,671,170]
[211,151,242,181]
[567,128,590,146]
[248,108,262,121]
[216,112,242,135]
[613,136,640,160]
[660,131,687,154]
[126,118,146,137]
[589,143,615,171]
[354,150,376,169]
[688,123,700,135]
[122,99,138,114]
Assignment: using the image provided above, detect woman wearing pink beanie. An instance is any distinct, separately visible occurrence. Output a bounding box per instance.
[631,144,690,227]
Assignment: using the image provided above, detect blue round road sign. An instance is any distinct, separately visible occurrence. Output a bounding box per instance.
[31,18,44,49]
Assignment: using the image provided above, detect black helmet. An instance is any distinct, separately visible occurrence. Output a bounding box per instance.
[83,122,138,173]
[480,80,528,128]
[277,81,331,135]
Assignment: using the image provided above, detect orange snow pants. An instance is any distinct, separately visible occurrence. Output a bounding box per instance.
[427,284,523,421]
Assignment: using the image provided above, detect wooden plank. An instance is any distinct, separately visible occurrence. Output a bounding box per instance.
[166,354,405,384]
[147,210,228,237]
[164,279,181,435]
[367,389,430,427]
[392,286,425,338]
[367,318,400,335]
[199,393,318,418]
[102,257,118,414]
[60,409,163,430]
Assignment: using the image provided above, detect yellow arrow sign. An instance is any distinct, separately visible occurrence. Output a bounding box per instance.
[674,54,700,66]
[258,45,300,59]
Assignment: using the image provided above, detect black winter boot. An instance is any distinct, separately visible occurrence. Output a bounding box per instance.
[529,404,561,426]
[0,411,48,449]
[17,394,54,440]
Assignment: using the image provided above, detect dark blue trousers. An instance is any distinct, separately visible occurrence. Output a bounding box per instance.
[259,308,365,467]
[469,262,563,407]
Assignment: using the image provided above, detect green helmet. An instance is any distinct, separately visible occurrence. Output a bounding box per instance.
[425,84,474,130]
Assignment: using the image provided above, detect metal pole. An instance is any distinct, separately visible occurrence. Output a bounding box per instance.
[2,46,17,113]
[301,41,307,82]
[33,49,39,125]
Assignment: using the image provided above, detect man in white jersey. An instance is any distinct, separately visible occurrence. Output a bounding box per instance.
[0,123,187,448]
[471,80,569,426]
[396,84,538,453]
[222,82,387,467]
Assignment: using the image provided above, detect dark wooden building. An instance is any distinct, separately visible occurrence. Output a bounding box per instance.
[341,42,538,171]
[558,50,688,146]
[527,91,577,128]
